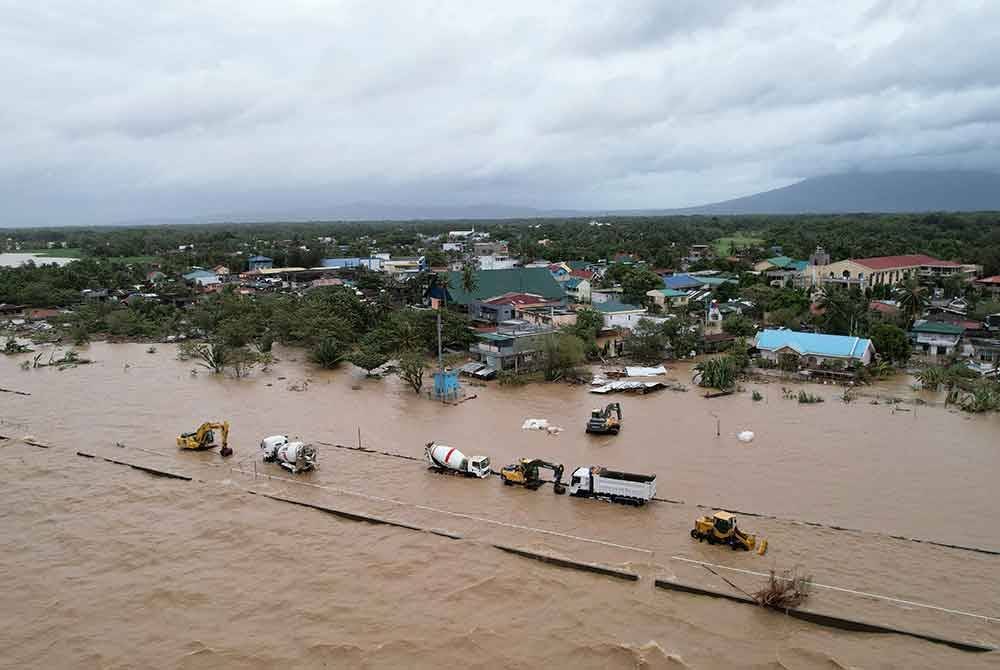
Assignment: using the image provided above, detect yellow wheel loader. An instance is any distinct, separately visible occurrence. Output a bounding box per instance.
[691,511,767,555]
[177,421,232,457]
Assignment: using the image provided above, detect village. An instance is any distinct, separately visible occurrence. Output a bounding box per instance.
[3,222,1000,412]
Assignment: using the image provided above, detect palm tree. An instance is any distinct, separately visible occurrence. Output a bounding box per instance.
[897,279,928,324]
[461,263,478,297]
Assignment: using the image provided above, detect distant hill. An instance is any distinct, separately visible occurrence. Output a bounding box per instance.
[672,170,1000,215]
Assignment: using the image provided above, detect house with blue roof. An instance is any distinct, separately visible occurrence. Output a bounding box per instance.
[646,287,689,310]
[753,329,875,367]
[662,273,708,291]
[563,276,592,303]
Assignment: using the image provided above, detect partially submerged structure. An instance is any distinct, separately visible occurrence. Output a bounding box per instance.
[753,329,875,367]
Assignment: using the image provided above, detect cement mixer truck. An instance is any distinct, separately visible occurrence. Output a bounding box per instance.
[424,442,491,478]
[260,435,318,474]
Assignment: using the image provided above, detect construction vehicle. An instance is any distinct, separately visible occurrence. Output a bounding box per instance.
[691,511,768,554]
[425,442,491,478]
[500,458,566,493]
[585,402,622,434]
[568,466,655,504]
[260,435,317,474]
[176,421,232,457]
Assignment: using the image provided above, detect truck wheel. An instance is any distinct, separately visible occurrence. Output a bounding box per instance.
[731,542,740,550]
[611,428,619,435]
[690,529,699,539]
[706,535,716,545]
[502,478,511,486]
[554,484,566,495]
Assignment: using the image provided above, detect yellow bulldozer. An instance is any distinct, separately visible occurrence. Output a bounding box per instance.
[177,421,232,457]
[691,511,767,555]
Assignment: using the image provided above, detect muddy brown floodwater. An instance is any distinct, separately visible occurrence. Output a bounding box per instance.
[1,342,998,669]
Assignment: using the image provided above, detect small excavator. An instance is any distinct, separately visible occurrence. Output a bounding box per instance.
[691,511,767,555]
[177,421,233,457]
[500,458,566,494]
[585,402,622,435]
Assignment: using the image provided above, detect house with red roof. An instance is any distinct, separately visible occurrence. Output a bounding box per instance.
[815,254,972,288]
[974,275,1000,299]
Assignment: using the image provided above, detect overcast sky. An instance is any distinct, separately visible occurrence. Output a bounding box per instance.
[2,1,999,225]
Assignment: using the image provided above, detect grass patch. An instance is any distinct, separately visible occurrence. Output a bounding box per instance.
[713,236,765,256]
[18,248,84,258]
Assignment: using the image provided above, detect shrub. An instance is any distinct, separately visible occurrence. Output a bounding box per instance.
[310,338,346,369]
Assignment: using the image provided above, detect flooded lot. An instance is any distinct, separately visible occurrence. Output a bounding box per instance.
[1,342,998,668]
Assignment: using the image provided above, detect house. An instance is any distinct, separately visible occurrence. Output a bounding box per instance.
[247,256,273,271]
[755,257,808,287]
[309,277,344,290]
[477,253,517,270]
[816,254,968,288]
[444,268,566,306]
[974,275,1000,299]
[591,287,624,304]
[593,301,648,330]
[547,262,572,281]
[213,265,231,276]
[910,320,964,358]
[442,242,464,253]
[182,269,222,288]
[687,245,713,262]
[470,320,556,371]
[753,329,875,367]
[469,292,558,325]
[382,256,426,276]
[869,300,901,319]
[662,273,708,291]
[320,257,384,272]
[563,277,592,303]
[0,303,24,317]
[646,288,689,310]
[515,305,578,328]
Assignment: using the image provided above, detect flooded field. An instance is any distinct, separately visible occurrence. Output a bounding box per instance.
[2,342,998,668]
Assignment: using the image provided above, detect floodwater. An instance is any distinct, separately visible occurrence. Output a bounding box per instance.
[0,252,77,267]
[1,342,998,668]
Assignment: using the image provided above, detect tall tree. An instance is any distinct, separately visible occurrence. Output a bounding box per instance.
[897,279,929,325]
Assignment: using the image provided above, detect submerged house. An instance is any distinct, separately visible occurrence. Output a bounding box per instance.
[910,320,964,358]
[753,329,875,367]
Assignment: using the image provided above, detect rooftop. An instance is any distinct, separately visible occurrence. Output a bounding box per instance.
[911,320,966,335]
[593,300,645,314]
[656,288,689,298]
[853,254,959,270]
[445,268,565,305]
[248,255,272,262]
[483,292,553,306]
[663,273,707,290]
[754,329,873,359]
[975,275,1000,285]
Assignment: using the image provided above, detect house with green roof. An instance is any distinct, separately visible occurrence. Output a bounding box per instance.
[444,268,565,306]
[910,320,965,358]
[646,287,689,310]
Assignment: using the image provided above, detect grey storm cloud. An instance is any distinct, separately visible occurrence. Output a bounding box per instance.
[1,0,999,225]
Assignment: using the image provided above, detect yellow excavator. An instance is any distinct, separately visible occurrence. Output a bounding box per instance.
[177,421,232,457]
[500,458,566,494]
[691,511,767,555]
[586,403,622,435]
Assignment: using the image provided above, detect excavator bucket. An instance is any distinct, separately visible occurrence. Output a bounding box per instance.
[756,538,768,556]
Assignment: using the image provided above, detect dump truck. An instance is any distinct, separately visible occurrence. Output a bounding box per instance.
[691,511,767,554]
[568,466,655,505]
[177,421,232,457]
[585,402,622,434]
[499,458,566,493]
[424,442,491,478]
[260,435,318,474]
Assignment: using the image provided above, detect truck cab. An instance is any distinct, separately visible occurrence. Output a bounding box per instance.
[569,467,591,495]
[467,456,491,478]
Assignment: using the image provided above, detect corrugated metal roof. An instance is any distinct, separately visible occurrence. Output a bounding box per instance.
[754,329,872,359]
[445,268,565,305]
[911,320,965,335]
[593,300,644,314]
